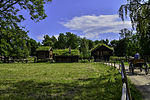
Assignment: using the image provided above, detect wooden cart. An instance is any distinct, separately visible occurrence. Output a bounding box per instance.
[129,59,149,75]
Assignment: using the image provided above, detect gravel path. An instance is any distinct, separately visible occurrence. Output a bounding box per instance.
[105,63,150,100]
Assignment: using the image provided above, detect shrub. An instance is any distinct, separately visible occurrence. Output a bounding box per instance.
[79,59,89,63]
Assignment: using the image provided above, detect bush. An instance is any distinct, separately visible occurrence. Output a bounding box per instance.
[79,59,89,63]
[110,56,127,62]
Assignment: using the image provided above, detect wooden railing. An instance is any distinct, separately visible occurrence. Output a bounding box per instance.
[120,61,132,100]
[101,61,132,100]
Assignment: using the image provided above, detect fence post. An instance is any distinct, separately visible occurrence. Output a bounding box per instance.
[111,61,112,66]
[121,61,132,100]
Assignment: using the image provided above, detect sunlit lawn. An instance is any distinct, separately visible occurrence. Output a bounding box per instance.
[0,63,142,100]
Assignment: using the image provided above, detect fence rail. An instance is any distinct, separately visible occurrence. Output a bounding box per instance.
[102,61,132,100]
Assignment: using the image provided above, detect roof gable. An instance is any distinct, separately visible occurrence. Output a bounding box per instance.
[91,44,113,52]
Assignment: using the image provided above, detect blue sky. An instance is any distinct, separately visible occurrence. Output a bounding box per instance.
[21,0,131,42]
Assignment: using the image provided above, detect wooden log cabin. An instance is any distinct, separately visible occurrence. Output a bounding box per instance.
[91,44,113,62]
[53,49,80,62]
[36,46,53,62]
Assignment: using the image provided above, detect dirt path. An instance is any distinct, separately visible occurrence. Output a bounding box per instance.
[106,63,150,100]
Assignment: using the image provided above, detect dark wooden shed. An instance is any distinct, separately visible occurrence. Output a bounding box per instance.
[36,46,53,62]
[53,49,80,62]
[91,44,113,62]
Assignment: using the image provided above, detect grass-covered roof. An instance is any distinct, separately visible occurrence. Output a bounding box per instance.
[91,43,113,52]
[53,49,80,56]
[36,46,51,51]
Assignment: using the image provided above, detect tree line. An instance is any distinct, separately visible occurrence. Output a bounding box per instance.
[1,28,150,61]
[0,0,150,62]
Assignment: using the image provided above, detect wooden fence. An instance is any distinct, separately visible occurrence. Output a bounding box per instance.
[101,61,132,100]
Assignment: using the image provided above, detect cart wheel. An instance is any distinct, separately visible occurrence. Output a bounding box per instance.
[129,62,132,72]
[140,67,142,72]
[130,63,134,75]
[145,64,149,75]
[132,65,134,75]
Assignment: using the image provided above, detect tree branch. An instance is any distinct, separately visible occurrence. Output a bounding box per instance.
[2,0,20,12]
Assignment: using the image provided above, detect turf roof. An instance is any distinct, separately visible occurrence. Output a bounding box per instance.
[53,49,80,56]
[36,46,51,51]
[91,43,113,52]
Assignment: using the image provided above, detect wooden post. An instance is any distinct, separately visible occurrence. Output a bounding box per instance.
[34,57,37,63]
[121,61,132,100]
[111,61,112,66]
[114,62,116,68]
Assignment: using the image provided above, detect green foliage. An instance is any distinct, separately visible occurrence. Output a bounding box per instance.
[66,32,79,49]
[54,32,79,49]
[53,49,80,56]
[27,38,38,56]
[36,46,51,51]
[0,0,52,28]
[128,80,143,100]
[110,56,126,61]
[79,59,89,63]
[42,35,53,46]
[91,43,113,52]
[79,38,91,58]
[0,28,30,59]
[51,35,57,48]
[88,39,94,50]
[94,39,109,45]
[55,33,67,49]
[0,0,52,60]
[110,28,142,57]
[119,0,150,55]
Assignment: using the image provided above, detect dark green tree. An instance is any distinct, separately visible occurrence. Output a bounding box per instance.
[42,35,52,46]
[119,0,150,55]
[51,35,57,48]
[0,0,52,62]
[66,32,78,49]
[0,0,52,29]
[28,38,38,56]
[55,33,66,49]
[80,38,90,58]
[0,27,30,61]
[88,39,94,50]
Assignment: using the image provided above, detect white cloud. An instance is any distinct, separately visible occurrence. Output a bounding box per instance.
[62,14,131,39]
[37,35,44,40]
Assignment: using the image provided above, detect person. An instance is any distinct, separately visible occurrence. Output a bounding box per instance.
[134,52,140,59]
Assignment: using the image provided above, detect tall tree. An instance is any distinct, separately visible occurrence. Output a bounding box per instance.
[51,35,57,48]
[28,38,38,56]
[66,32,78,49]
[0,0,52,29]
[0,0,52,61]
[88,39,94,50]
[55,33,66,49]
[0,27,30,61]
[119,0,150,55]
[42,35,52,46]
[80,38,90,58]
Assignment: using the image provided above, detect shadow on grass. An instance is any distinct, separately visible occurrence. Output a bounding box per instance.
[0,74,123,100]
[0,73,142,100]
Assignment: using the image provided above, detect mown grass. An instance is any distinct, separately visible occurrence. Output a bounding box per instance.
[0,63,142,100]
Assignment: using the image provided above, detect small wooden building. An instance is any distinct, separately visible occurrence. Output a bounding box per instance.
[36,46,53,62]
[53,49,80,62]
[91,44,113,62]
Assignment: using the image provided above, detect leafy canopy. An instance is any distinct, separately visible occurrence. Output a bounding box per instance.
[0,0,52,28]
[119,0,150,55]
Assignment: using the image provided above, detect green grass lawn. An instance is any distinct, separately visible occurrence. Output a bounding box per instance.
[0,63,142,100]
